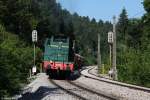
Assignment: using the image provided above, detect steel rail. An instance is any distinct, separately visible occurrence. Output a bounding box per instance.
[49,79,87,100]
[68,81,119,100]
[50,78,118,100]
[84,67,150,93]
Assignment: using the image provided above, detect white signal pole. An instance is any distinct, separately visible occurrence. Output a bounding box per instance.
[112,16,118,80]
[32,30,38,74]
[34,43,35,66]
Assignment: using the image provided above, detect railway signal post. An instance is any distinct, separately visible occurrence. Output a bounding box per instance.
[108,16,118,80]
[108,31,113,68]
[108,31,113,79]
[32,30,38,75]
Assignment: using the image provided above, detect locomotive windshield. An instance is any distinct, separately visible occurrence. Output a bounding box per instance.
[53,36,68,43]
[44,35,71,62]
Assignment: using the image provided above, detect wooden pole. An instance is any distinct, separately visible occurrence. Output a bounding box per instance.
[112,16,118,80]
[109,45,112,67]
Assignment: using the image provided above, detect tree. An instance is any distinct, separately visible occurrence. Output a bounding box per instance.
[0,24,42,97]
[117,8,129,43]
[143,0,150,50]
[127,18,142,48]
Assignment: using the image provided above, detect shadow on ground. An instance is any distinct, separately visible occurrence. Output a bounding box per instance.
[19,71,81,100]
[49,71,81,80]
[19,86,59,100]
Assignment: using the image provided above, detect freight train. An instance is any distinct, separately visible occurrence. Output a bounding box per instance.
[43,34,83,78]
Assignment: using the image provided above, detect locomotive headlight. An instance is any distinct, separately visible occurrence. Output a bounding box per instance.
[50,60,53,63]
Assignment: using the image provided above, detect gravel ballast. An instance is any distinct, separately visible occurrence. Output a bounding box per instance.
[77,66,150,100]
[20,73,78,100]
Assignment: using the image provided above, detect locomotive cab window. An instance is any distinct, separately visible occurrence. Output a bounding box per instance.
[53,36,69,43]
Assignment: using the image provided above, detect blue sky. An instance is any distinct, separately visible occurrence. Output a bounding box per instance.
[56,0,145,22]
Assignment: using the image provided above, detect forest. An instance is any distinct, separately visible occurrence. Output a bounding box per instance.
[0,0,150,97]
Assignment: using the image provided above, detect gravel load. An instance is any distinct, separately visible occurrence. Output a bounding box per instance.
[77,66,150,100]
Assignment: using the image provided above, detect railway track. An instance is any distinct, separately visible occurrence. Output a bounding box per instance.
[78,66,150,100]
[49,79,118,100]
[50,79,86,100]
[84,66,150,93]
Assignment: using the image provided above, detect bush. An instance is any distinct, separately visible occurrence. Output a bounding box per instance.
[0,24,42,97]
[117,48,150,87]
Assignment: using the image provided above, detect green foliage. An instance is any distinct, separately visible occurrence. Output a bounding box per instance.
[0,0,113,65]
[127,18,142,48]
[0,24,42,97]
[143,0,150,50]
[74,17,112,64]
[117,8,129,44]
[117,49,150,87]
[0,0,149,96]
[144,0,150,13]
[116,5,150,87]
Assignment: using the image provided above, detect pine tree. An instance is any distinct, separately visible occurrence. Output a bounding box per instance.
[143,0,150,50]
[117,8,129,44]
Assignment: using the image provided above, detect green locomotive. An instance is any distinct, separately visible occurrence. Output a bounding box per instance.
[43,35,82,78]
